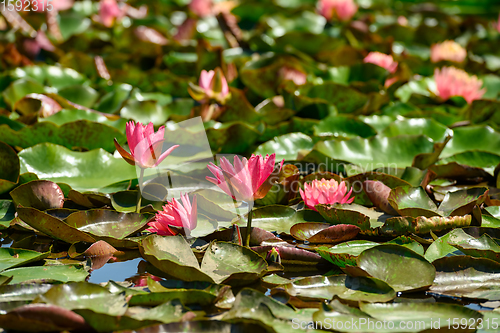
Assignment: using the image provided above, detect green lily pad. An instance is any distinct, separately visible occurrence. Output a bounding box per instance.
[0,200,16,229]
[2,78,46,107]
[0,248,50,272]
[33,282,159,332]
[438,187,489,216]
[315,203,386,233]
[10,65,87,89]
[357,244,436,292]
[200,241,268,285]
[388,186,439,217]
[448,229,500,263]
[313,115,377,139]
[239,205,324,234]
[18,143,137,191]
[40,109,127,132]
[2,264,89,284]
[0,120,126,153]
[381,117,452,142]
[64,210,148,242]
[425,229,466,262]
[206,121,262,154]
[430,256,500,301]
[309,135,435,171]
[316,240,379,267]
[442,126,500,159]
[16,207,96,244]
[254,132,314,161]
[284,275,396,303]
[10,180,64,211]
[57,85,99,108]
[359,302,481,332]
[139,234,214,283]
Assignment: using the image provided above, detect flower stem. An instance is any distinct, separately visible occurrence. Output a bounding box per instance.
[136,167,145,214]
[245,208,253,248]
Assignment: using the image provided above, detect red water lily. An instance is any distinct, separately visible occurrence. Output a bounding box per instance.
[114,121,179,169]
[318,0,357,21]
[300,178,354,211]
[364,52,398,73]
[147,193,197,236]
[206,153,284,202]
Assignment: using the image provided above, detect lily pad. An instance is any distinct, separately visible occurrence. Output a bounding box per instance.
[381,117,452,142]
[430,256,500,301]
[254,132,314,161]
[441,126,500,159]
[0,200,16,229]
[316,240,379,267]
[388,186,439,218]
[357,244,436,292]
[290,223,360,243]
[10,180,64,211]
[313,115,377,139]
[0,248,50,272]
[2,264,89,284]
[16,207,96,244]
[284,274,396,303]
[438,187,489,216]
[380,215,472,236]
[309,135,435,171]
[448,229,500,263]
[64,210,148,245]
[359,302,481,332]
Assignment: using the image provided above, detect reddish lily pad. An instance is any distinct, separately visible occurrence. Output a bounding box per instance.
[16,207,96,244]
[448,228,500,263]
[68,240,119,258]
[345,172,410,207]
[290,223,360,243]
[251,245,325,265]
[0,304,88,332]
[10,180,64,211]
[362,180,398,215]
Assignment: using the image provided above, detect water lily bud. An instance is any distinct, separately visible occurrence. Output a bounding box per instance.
[266,247,281,265]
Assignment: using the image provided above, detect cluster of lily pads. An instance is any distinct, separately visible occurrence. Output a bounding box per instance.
[1,0,500,332]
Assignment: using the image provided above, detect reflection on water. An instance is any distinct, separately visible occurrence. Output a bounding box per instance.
[88,257,143,284]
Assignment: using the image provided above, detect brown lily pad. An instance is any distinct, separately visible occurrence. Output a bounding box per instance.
[290,223,360,244]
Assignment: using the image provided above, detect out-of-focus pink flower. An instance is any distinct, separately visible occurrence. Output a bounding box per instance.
[114,121,179,169]
[132,274,162,287]
[430,40,467,63]
[495,13,500,33]
[207,154,284,201]
[24,30,55,58]
[434,67,486,104]
[279,66,307,86]
[318,0,357,21]
[147,193,197,236]
[397,16,408,26]
[189,0,212,17]
[188,68,230,104]
[364,52,398,73]
[300,178,354,211]
[100,0,125,27]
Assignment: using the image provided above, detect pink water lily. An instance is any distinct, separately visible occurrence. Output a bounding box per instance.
[496,13,500,33]
[114,121,179,169]
[189,0,213,17]
[100,0,125,27]
[318,0,357,21]
[147,193,197,236]
[300,178,354,211]
[207,154,284,201]
[364,52,398,73]
[430,40,467,63]
[434,67,485,104]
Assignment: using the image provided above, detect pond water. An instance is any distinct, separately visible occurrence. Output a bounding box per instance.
[88,257,143,284]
